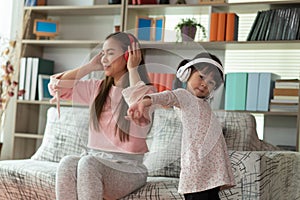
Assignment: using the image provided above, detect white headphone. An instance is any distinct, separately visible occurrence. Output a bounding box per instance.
[176,58,224,82]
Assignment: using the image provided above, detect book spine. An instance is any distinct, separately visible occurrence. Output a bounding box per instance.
[209,13,219,41]
[225,13,238,41]
[217,13,227,41]
[257,73,280,111]
[24,57,33,100]
[225,72,248,110]
[246,73,259,111]
[18,57,27,100]
[273,88,299,96]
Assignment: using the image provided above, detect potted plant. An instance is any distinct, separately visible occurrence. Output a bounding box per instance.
[175,18,206,41]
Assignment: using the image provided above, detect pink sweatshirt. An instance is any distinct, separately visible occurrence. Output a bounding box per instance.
[48,75,154,154]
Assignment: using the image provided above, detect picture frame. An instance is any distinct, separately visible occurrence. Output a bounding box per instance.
[33,19,59,40]
[38,74,52,101]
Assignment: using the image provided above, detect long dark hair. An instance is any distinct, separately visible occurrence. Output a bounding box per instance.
[91,32,150,142]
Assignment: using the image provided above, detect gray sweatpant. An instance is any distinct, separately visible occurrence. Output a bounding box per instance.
[56,150,148,200]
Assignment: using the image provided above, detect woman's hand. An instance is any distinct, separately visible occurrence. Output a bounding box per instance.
[88,52,104,71]
[126,42,142,70]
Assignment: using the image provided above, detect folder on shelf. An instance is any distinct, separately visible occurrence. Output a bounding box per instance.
[30,57,54,100]
[217,13,227,41]
[24,57,33,100]
[246,72,259,111]
[18,57,27,100]
[257,72,280,111]
[226,12,239,41]
[224,72,248,110]
[210,12,219,41]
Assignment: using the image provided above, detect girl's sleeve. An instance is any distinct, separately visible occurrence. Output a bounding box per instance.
[146,89,181,108]
[122,81,156,106]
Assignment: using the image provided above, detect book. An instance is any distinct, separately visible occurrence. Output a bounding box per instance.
[153,73,160,92]
[30,57,54,100]
[18,57,27,100]
[224,72,248,110]
[275,9,286,40]
[273,88,299,96]
[158,73,167,92]
[210,13,219,41]
[247,11,261,41]
[275,79,300,89]
[225,13,239,41]
[246,72,259,111]
[287,8,300,40]
[282,8,292,40]
[217,13,227,41]
[135,16,164,41]
[24,0,46,6]
[271,99,298,104]
[274,95,299,100]
[270,102,298,112]
[250,11,265,41]
[165,73,175,91]
[257,10,271,40]
[24,57,33,100]
[257,72,280,111]
[264,9,276,40]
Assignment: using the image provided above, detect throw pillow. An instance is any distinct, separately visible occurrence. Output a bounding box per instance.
[31,106,89,162]
[143,108,182,178]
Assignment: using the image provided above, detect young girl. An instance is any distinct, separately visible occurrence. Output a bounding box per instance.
[127,52,236,200]
[48,32,155,200]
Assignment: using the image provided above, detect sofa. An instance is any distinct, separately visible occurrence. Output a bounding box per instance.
[0,106,300,200]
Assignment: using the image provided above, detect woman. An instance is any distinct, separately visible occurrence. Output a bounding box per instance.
[48,32,155,200]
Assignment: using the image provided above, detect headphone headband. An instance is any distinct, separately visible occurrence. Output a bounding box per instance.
[176,58,225,82]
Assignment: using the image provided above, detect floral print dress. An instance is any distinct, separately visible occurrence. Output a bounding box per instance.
[147,88,236,194]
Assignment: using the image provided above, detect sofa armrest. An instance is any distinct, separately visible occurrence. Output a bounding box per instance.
[220,151,300,200]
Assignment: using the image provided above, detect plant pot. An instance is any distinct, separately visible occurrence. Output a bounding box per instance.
[181,25,197,41]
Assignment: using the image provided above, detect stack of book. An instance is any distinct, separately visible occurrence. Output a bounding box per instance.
[18,57,54,101]
[210,12,239,41]
[270,79,299,112]
[148,72,175,92]
[225,72,280,111]
[247,7,300,41]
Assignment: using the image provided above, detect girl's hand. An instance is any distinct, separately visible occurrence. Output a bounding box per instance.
[126,42,142,70]
[88,52,104,71]
[127,97,152,126]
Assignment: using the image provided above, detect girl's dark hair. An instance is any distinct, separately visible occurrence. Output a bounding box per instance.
[91,32,150,142]
[175,52,224,89]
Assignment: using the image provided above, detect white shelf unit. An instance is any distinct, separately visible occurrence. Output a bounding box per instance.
[6,0,300,159]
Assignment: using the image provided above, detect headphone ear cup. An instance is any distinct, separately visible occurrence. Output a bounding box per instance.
[124,51,129,61]
[176,67,191,82]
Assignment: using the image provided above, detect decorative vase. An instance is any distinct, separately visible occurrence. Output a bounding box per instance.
[181,25,197,41]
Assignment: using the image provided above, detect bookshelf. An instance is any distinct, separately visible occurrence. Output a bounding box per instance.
[4,0,300,159]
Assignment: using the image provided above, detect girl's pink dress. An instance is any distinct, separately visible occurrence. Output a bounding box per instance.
[147,88,236,194]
